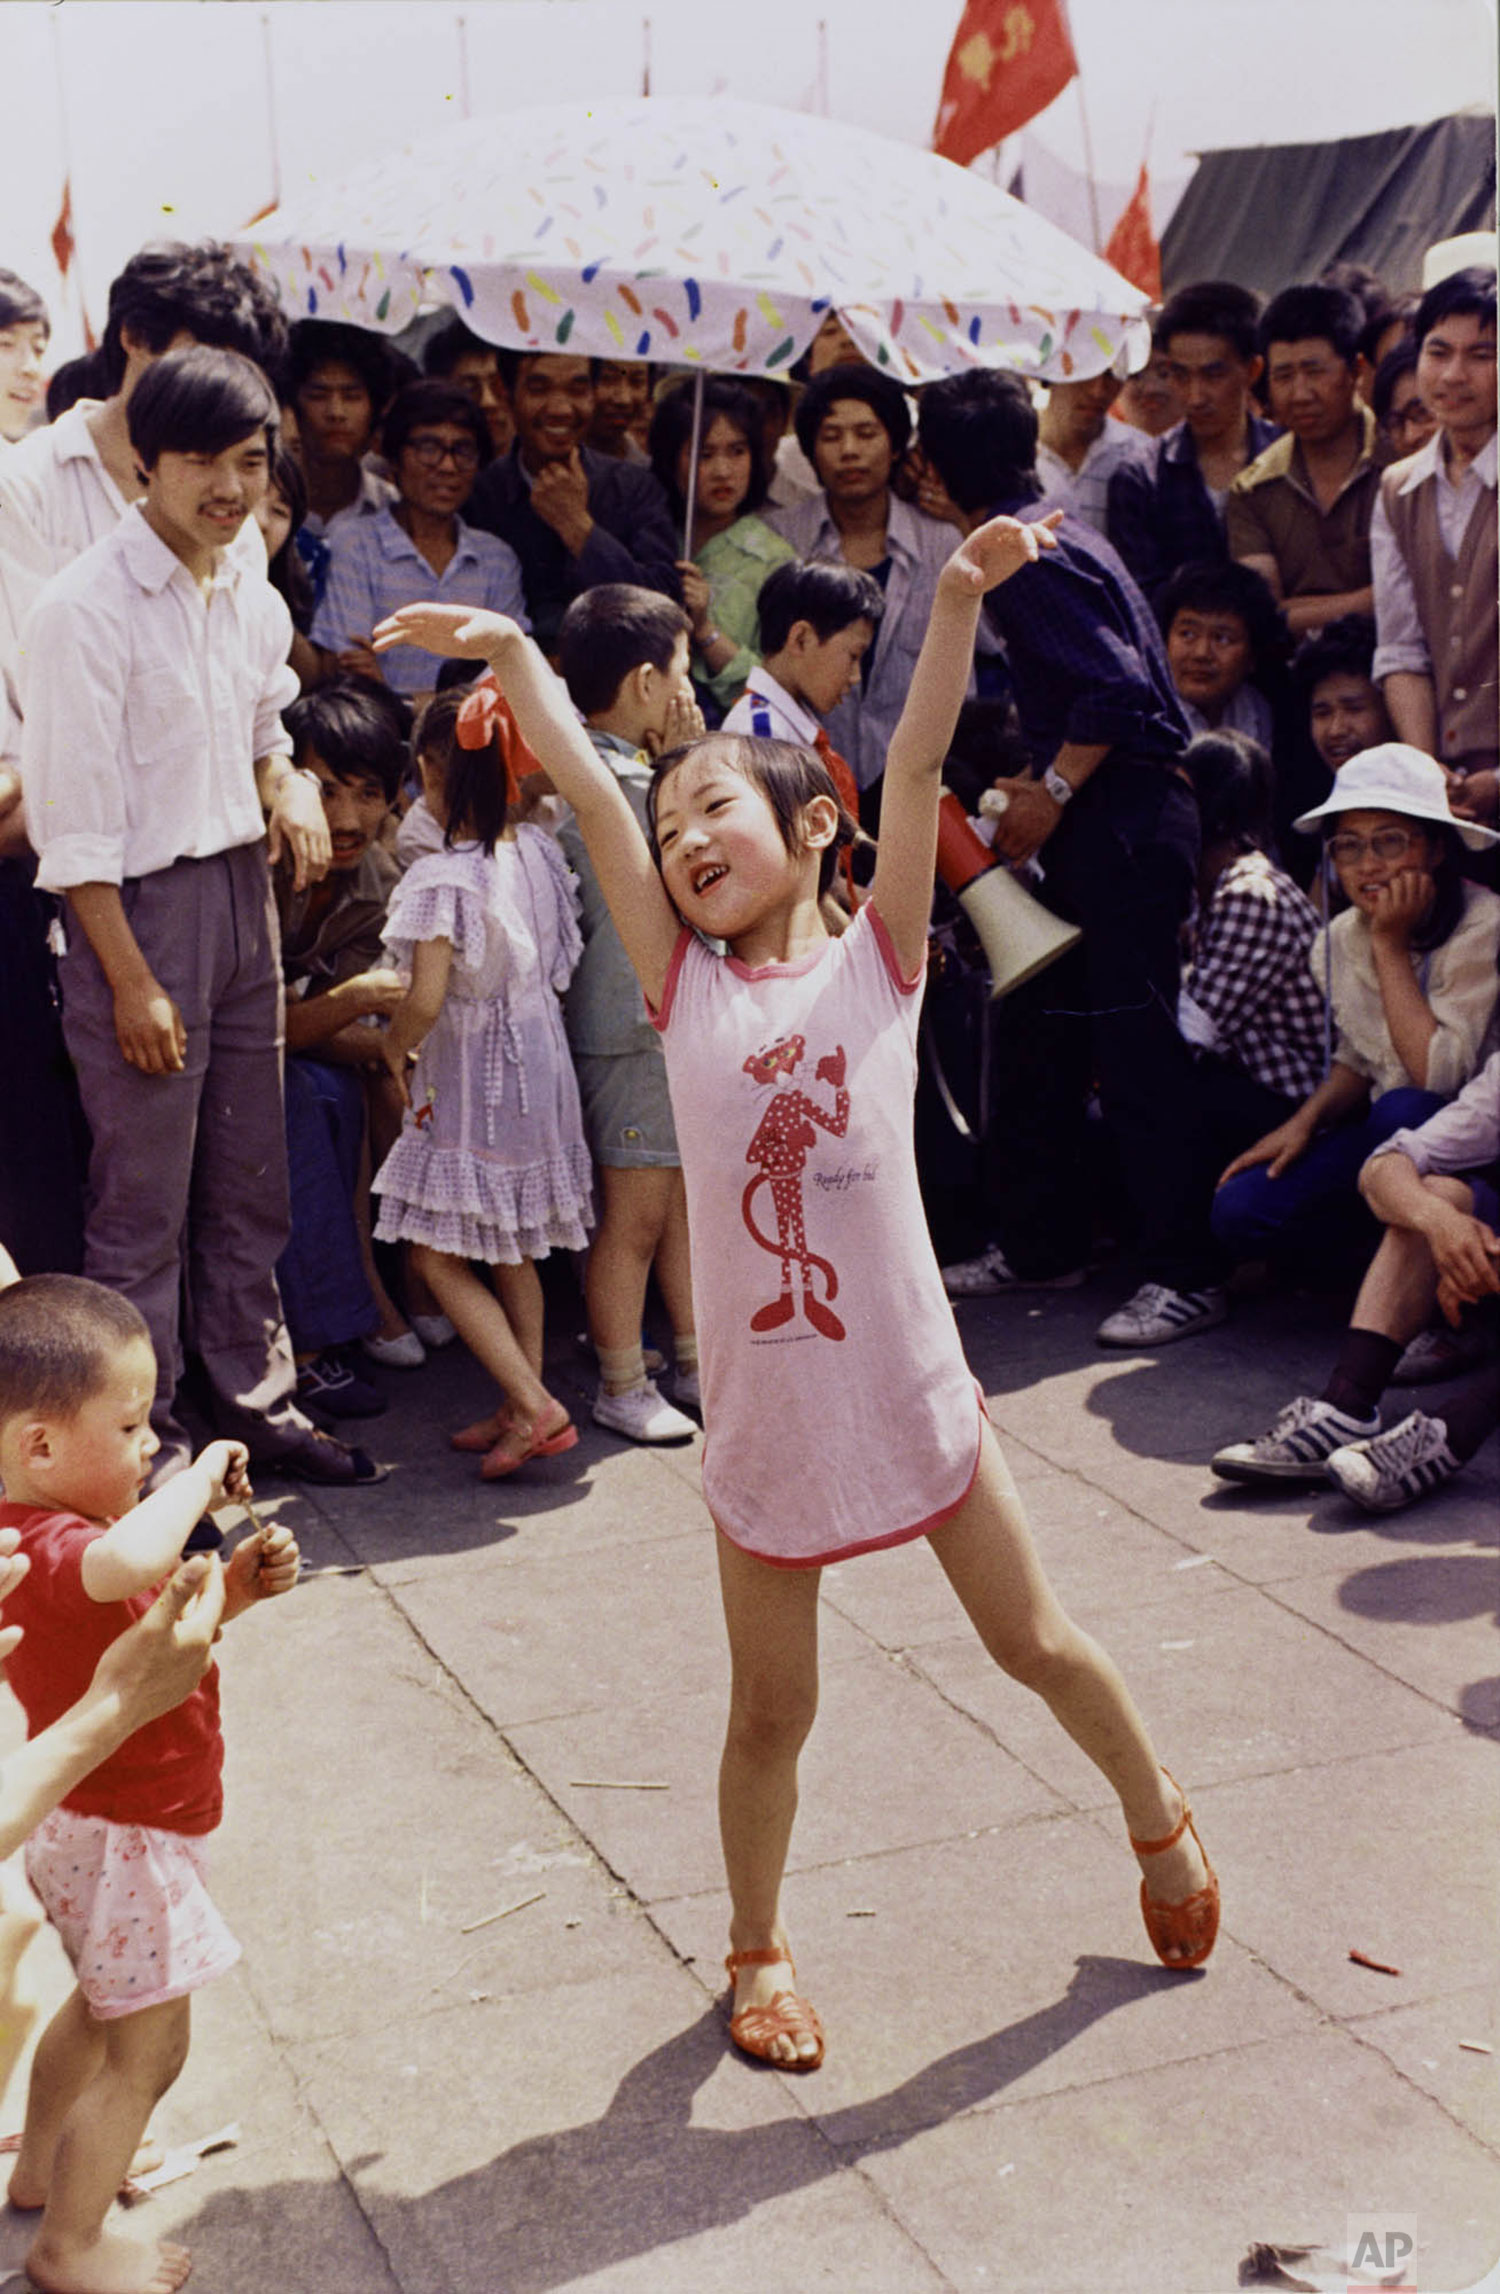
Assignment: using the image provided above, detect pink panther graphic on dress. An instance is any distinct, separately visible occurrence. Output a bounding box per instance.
[740,1035,850,1341]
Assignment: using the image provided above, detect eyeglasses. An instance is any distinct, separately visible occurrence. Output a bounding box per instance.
[1381,402,1432,438]
[405,437,481,470]
[1326,828,1422,865]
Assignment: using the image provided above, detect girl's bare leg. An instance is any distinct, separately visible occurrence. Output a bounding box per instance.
[491,1259,545,1380]
[654,1172,696,1352]
[355,1082,416,1341]
[715,1530,823,2063]
[25,1994,192,2294]
[409,1246,553,1424]
[586,1167,671,1373]
[928,1424,1209,1942]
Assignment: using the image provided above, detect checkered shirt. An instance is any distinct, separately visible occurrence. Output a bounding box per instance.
[1186,850,1326,1099]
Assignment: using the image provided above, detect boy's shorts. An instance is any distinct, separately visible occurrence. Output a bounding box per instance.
[26,1808,240,2020]
[574,1050,681,1169]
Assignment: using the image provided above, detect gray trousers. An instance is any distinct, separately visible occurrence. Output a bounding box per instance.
[59,843,311,1474]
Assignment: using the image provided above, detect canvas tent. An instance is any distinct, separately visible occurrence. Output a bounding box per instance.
[1160,112,1496,296]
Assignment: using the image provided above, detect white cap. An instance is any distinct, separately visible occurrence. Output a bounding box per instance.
[1293,743,1499,853]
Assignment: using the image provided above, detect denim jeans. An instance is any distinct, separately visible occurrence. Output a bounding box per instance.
[1210,1086,1449,1268]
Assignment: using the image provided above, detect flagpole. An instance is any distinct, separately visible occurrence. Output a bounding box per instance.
[48,8,86,349]
[260,13,283,212]
[456,15,471,121]
[815,20,829,116]
[641,16,652,98]
[1073,78,1103,254]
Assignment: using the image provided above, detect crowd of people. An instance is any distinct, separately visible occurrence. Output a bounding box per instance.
[0,226,1494,2290]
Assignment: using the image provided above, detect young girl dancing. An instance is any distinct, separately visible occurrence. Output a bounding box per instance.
[375,686,594,1476]
[373,514,1219,2071]
[0,1272,299,2294]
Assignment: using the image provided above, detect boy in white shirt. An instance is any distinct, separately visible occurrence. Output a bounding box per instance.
[21,347,380,1490]
[722,558,882,831]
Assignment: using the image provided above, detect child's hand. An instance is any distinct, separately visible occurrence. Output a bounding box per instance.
[222,1521,300,1620]
[943,509,1062,599]
[197,1440,252,1514]
[373,605,522,662]
[654,690,706,755]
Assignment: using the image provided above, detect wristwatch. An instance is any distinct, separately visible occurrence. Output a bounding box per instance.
[1042,765,1074,808]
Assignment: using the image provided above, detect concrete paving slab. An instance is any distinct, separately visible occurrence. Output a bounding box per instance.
[280,1968,930,2294]
[908,1574,1456,1811]
[1346,1981,1499,2152]
[1192,1740,1499,2021]
[390,1535,865,1735]
[650,1819,1312,2140]
[213,1573,650,2047]
[854,2023,1500,2294]
[1270,1547,1500,1727]
[511,1647,1065,1906]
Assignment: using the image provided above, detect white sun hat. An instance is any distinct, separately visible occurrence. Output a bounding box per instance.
[1293,743,1500,853]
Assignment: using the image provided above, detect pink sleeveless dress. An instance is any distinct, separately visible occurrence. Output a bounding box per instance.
[653,901,985,1566]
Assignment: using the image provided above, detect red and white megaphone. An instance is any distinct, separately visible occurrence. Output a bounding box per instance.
[935,788,1082,999]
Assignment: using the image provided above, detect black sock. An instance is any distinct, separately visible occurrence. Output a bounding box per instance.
[1427,1367,1500,1464]
[1322,1327,1403,1420]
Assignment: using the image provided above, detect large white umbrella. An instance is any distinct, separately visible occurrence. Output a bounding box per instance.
[232,95,1150,386]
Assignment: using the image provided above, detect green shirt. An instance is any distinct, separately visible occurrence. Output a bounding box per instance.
[693,514,796,711]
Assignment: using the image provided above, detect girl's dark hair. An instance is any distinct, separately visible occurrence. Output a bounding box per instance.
[381,379,490,468]
[415,689,508,856]
[1182,729,1274,853]
[0,269,48,336]
[285,677,409,803]
[646,732,857,900]
[794,362,912,463]
[647,377,771,518]
[265,445,314,632]
[127,344,278,468]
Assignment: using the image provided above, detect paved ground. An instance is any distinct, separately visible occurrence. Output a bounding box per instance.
[0,1270,1495,2294]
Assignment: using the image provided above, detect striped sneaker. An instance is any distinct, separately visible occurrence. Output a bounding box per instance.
[1096,1283,1228,1348]
[1210,1395,1379,1485]
[1325,1411,1464,1513]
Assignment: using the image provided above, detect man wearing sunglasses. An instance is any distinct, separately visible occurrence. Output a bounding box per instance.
[313,382,529,695]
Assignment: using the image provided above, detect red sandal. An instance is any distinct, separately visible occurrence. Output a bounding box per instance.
[479,1401,579,1480]
[1130,1770,1219,1969]
[724,1948,825,2071]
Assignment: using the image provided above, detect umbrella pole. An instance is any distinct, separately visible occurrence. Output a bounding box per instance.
[681,368,705,559]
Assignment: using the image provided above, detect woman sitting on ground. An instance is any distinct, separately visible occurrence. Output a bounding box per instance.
[1210,743,1500,1278]
[648,376,795,717]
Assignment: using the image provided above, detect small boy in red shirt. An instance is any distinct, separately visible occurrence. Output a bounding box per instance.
[0,1273,298,2294]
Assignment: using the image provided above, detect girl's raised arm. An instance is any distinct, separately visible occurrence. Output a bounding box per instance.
[373,606,683,1007]
[871,514,1060,981]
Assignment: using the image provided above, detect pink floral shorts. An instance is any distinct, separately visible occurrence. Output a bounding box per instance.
[25,1809,240,2020]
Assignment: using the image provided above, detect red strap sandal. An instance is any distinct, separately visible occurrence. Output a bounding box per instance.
[1129,1770,1220,1970]
[724,1947,825,2071]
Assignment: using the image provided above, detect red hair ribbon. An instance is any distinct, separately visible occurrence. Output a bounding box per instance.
[455,672,543,807]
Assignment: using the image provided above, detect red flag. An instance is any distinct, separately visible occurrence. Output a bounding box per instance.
[50,179,75,277]
[932,0,1078,168]
[1103,163,1161,299]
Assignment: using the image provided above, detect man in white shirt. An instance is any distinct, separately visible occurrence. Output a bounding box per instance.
[1370,267,1498,825]
[0,241,286,798]
[1034,369,1151,536]
[21,348,380,1490]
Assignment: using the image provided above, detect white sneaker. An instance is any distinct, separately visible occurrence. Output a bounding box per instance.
[1211,1395,1379,1485]
[941,1247,1086,1298]
[673,1366,701,1410]
[1326,1411,1464,1512]
[410,1313,457,1349]
[362,1329,427,1369]
[592,1380,697,1444]
[1097,1283,1229,1349]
